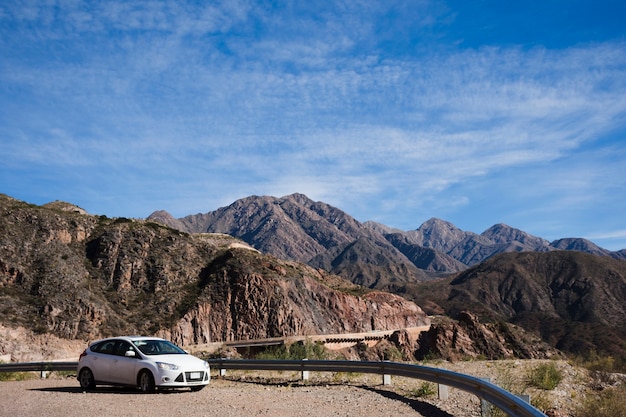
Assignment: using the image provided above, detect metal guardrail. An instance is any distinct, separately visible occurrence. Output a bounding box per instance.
[0,361,77,372]
[208,359,547,417]
[0,359,546,417]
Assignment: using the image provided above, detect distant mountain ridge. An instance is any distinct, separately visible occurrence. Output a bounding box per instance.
[0,193,429,360]
[148,193,625,288]
[3,193,626,364]
[146,194,626,362]
[403,250,626,360]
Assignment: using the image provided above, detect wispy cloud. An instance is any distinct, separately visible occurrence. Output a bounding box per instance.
[587,230,626,241]
[1,1,625,249]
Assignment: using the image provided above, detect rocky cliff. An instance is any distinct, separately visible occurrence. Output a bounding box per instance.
[403,251,626,361]
[415,312,559,361]
[0,194,429,359]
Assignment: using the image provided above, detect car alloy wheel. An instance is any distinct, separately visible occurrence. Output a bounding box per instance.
[138,370,155,393]
[79,368,95,390]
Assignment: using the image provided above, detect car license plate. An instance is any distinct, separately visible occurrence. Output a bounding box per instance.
[190,372,201,380]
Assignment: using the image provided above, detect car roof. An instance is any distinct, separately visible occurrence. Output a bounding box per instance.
[89,336,167,345]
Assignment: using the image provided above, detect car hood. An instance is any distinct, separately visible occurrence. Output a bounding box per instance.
[147,354,207,368]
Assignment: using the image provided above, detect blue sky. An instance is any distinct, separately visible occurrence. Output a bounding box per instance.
[1,1,625,250]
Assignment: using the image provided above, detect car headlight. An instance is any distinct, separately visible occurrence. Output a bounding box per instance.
[157,362,179,370]
[203,361,210,369]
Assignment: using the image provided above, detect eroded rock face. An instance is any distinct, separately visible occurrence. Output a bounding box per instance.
[161,251,430,346]
[0,195,429,358]
[415,311,559,361]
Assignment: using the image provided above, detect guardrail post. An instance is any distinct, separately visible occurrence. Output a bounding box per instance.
[301,359,309,381]
[438,384,448,400]
[40,370,48,379]
[481,377,491,417]
[383,373,391,385]
[382,361,391,385]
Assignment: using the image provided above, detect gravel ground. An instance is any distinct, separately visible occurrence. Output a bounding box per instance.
[0,374,479,417]
[0,360,588,417]
[0,378,447,417]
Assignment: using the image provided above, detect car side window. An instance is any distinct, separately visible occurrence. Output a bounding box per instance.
[92,340,117,355]
[114,341,135,357]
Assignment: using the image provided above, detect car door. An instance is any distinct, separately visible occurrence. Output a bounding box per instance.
[108,341,140,386]
[88,339,117,383]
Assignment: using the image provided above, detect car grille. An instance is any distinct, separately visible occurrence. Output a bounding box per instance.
[175,371,206,382]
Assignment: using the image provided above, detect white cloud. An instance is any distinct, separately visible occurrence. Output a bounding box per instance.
[1,1,625,244]
[586,230,626,240]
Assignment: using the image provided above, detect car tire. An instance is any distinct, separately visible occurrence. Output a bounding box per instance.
[78,368,96,391]
[190,385,205,392]
[138,370,155,393]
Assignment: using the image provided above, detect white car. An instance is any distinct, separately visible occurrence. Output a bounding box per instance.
[77,336,210,393]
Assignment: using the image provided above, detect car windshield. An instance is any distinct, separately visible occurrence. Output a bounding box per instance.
[132,339,186,355]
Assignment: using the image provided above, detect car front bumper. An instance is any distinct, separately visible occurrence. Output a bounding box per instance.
[155,369,210,388]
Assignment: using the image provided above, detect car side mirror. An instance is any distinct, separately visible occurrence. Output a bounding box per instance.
[125,350,136,358]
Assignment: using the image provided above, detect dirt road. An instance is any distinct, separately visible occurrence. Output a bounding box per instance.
[0,376,477,417]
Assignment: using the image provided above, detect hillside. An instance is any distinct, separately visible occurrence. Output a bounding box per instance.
[4,193,626,365]
[398,251,626,361]
[148,193,625,288]
[0,194,429,359]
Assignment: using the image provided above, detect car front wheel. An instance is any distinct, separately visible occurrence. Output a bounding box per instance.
[138,370,155,393]
[79,368,96,391]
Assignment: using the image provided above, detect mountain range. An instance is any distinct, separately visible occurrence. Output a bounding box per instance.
[148,193,625,282]
[2,192,625,366]
[147,193,626,363]
[0,193,428,361]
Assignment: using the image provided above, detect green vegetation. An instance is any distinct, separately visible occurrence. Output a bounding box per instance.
[527,362,563,390]
[113,217,133,224]
[579,351,626,376]
[409,382,437,398]
[381,345,403,361]
[529,391,553,414]
[0,362,36,382]
[485,368,520,417]
[576,384,626,417]
[255,340,328,360]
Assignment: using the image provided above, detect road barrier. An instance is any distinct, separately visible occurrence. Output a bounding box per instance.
[209,359,546,417]
[0,359,546,417]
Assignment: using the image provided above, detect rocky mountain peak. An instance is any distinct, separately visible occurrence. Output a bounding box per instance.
[481,223,550,248]
[281,192,314,206]
[550,238,610,256]
[147,210,184,230]
[411,217,471,251]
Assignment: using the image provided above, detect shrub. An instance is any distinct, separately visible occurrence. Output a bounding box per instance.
[255,340,328,360]
[0,363,35,382]
[288,340,328,360]
[528,362,563,390]
[576,385,626,417]
[485,368,524,417]
[255,345,290,360]
[530,391,554,414]
[410,382,436,398]
[382,345,403,362]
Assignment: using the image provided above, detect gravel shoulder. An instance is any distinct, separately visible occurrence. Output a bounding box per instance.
[0,377,440,417]
[0,359,590,417]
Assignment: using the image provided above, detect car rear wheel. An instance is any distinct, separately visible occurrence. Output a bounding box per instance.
[138,370,155,393]
[79,368,96,391]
